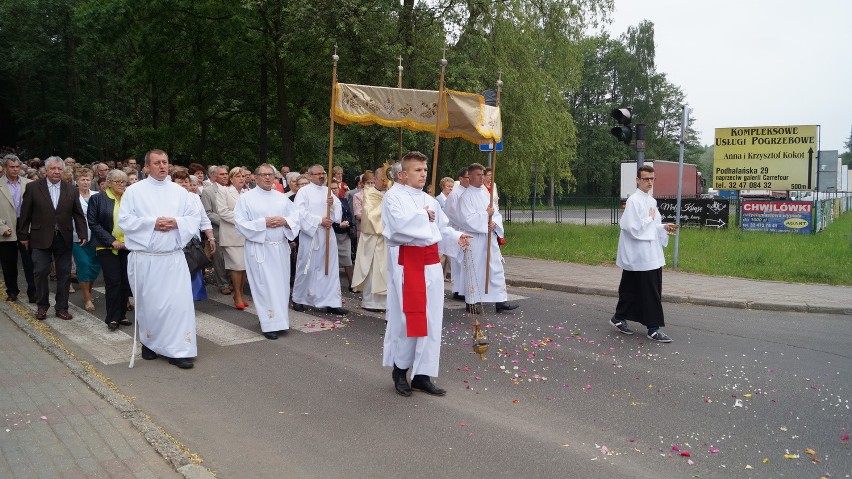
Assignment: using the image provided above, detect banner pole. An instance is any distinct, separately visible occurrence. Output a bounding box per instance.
[325,45,339,275]
[485,74,502,294]
[430,47,447,197]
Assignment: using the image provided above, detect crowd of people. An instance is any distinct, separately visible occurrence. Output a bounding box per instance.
[0,147,674,393]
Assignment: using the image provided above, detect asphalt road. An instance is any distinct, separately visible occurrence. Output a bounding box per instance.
[42,285,852,478]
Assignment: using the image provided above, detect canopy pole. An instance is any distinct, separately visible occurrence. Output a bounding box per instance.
[397,56,404,162]
[430,48,447,196]
[484,74,502,294]
[325,44,339,275]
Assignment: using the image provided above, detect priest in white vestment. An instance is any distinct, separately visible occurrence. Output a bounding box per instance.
[382,152,468,397]
[292,164,345,314]
[118,150,200,369]
[235,164,300,340]
[610,164,677,343]
[456,163,518,313]
[351,169,388,311]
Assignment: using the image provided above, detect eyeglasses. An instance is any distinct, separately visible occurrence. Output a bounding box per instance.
[257,173,274,177]
[297,182,309,186]
[639,177,656,182]
[110,180,127,185]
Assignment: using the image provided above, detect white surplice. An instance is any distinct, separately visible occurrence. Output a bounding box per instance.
[456,185,508,303]
[381,183,462,377]
[616,189,668,271]
[443,182,467,296]
[118,177,200,360]
[235,187,300,332]
[292,182,343,308]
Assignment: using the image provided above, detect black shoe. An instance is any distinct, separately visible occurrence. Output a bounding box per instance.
[610,317,634,335]
[263,331,278,340]
[326,307,347,315]
[495,301,518,313]
[411,375,446,396]
[647,330,672,343]
[392,365,412,397]
[292,303,305,312]
[466,303,482,314]
[452,292,465,302]
[168,357,194,369]
[107,321,119,331]
[141,345,158,360]
[6,294,17,302]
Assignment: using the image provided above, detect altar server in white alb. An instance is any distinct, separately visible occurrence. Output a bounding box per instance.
[609,164,678,343]
[382,151,470,397]
[292,164,346,315]
[443,167,469,302]
[118,149,200,370]
[456,163,518,313]
[235,164,300,340]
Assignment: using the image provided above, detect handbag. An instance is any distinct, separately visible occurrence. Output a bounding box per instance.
[184,236,212,274]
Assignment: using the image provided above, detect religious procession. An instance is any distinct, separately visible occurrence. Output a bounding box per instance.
[0,50,674,400]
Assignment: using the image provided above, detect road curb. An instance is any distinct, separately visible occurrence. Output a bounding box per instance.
[0,300,216,479]
[506,279,852,316]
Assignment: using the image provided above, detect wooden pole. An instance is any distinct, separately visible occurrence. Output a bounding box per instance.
[484,76,503,294]
[430,48,448,197]
[325,45,339,275]
[397,56,404,162]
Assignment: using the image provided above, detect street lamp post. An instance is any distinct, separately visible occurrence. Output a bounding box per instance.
[531,162,539,224]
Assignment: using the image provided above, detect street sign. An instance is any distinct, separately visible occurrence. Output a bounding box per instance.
[480,141,503,152]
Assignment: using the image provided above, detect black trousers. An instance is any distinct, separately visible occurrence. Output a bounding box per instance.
[614,268,665,328]
[97,249,131,324]
[31,233,72,311]
[0,241,36,297]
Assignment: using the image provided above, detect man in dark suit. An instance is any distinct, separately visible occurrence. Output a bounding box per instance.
[17,156,88,320]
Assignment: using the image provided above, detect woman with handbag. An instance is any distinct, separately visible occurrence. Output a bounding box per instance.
[173,171,216,301]
[87,170,132,331]
[216,167,248,309]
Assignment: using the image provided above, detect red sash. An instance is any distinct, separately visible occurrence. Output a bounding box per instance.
[398,244,440,337]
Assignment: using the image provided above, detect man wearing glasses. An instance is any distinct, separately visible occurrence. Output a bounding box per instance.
[292,164,345,315]
[0,155,37,303]
[610,164,678,343]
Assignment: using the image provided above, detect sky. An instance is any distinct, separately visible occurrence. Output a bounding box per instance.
[605,0,851,152]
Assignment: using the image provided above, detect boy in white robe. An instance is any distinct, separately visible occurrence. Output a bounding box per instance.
[292,164,345,314]
[382,152,469,397]
[610,164,678,342]
[235,164,300,340]
[456,163,518,313]
[118,149,200,369]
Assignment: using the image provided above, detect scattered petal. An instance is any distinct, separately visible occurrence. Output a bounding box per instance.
[680,451,691,457]
[744,465,753,470]
[842,434,850,441]
[671,445,680,452]
[805,448,816,456]
[783,454,799,459]
[460,422,466,427]
[584,385,592,390]
[709,448,720,454]
[762,458,769,464]
[512,399,520,404]
[687,459,695,465]
[40,416,47,420]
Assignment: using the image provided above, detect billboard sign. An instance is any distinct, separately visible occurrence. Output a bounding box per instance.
[713,125,818,191]
[740,200,812,234]
[658,198,729,228]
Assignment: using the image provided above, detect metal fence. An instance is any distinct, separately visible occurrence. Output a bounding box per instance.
[502,196,622,225]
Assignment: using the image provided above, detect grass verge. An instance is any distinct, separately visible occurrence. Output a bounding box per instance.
[502,211,852,285]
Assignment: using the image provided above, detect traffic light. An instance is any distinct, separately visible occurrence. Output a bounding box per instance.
[610,107,633,145]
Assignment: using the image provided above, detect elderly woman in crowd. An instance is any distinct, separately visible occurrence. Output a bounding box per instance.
[283,172,300,199]
[87,170,132,331]
[72,168,100,311]
[173,172,216,301]
[123,167,138,185]
[217,167,248,309]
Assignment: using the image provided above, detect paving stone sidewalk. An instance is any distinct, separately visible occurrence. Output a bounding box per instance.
[504,256,852,315]
[0,302,212,478]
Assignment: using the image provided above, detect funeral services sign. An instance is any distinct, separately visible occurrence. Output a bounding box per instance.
[713,125,818,191]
